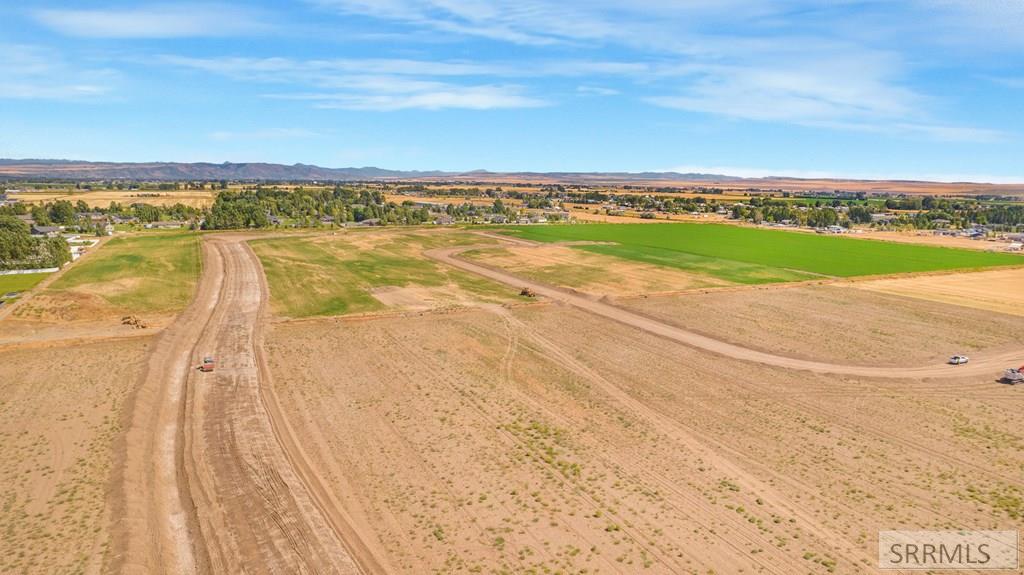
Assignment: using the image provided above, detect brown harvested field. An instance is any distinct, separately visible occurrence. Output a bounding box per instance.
[620,283,1022,366]
[264,303,1024,575]
[462,243,731,297]
[563,203,728,223]
[852,267,1024,317]
[0,337,151,575]
[10,189,218,208]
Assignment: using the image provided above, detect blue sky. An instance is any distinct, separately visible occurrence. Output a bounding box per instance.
[2,1,1023,181]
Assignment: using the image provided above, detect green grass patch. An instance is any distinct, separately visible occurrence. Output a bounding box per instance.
[50,232,202,313]
[251,230,512,318]
[0,273,51,295]
[504,223,1022,283]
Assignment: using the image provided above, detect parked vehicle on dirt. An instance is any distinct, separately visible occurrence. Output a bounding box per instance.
[948,355,969,365]
[200,356,216,372]
[1002,366,1024,384]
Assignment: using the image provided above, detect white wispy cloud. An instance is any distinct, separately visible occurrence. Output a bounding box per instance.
[300,0,1005,140]
[577,85,619,96]
[0,44,118,100]
[266,83,545,111]
[162,55,550,110]
[33,3,267,39]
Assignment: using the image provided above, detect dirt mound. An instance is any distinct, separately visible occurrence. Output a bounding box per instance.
[121,315,149,329]
[12,291,116,323]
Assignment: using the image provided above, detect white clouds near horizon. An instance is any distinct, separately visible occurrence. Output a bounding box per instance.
[32,4,268,38]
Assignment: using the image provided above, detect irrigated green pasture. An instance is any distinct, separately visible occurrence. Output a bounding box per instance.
[506,223,1022,283]
[251,229,513,318]
[50,232,201,313]
[0,273,50,295]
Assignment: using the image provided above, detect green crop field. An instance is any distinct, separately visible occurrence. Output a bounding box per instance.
[251,230,513,318]
[50,232,202,313]
[0,273,50,295]
[504,223,1023,283]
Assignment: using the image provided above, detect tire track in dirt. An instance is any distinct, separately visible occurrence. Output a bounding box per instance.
[107,240,223,575]
[484,310,869,571]
[485,312,802,574]
[425,244,1023,380]
[427,244,1016,569]
[110,236,383,574]
[182,238,373,574]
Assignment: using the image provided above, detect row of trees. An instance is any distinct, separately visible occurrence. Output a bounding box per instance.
[731,205,845,227]
[0,198,202,226]
[0,217,71,270]
[204,187,435,229]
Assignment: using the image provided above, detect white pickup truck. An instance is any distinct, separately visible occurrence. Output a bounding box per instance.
[1003,366,1024,384]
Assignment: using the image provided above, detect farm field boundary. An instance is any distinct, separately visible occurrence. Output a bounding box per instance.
[503,223,1023,283]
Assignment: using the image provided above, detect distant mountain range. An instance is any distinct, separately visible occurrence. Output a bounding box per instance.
[2,159,1022,196]
[0,159,737,183]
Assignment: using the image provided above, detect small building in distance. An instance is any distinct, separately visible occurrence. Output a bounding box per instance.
[144,221,184,230]
[30,225,62,238]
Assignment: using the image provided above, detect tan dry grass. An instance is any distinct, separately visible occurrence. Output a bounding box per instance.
[852,267,1024,317]
[10,189,217,208]
[463,243,731,297]
[621,283,1022,366]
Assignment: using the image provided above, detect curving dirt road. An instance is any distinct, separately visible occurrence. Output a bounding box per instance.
[109,236,378,575]
[426,243,1023,380]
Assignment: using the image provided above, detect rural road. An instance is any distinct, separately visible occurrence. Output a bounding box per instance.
[110,236,378,575]
[427,242,1023,380]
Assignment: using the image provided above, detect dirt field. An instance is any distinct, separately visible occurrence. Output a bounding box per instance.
[10,189,218,208]
[0,337,151,575]
[855,229,1019,251]
[852,267,1024,317]
[264,304,1023,574]
[0,233,201,346]
[620,283,1022,366]
[462,243,731,297]
[3,225,1021,574]
[563,203,729,224]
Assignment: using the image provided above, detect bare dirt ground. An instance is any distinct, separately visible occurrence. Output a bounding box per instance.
[110,235,369,575]
[0,290,174,346]
[10,189,217,208]
[427,245,1023,378]
[5,226,1021,574]
[0,337,151,575]
[852,267,1024,317]
[855,229,1018,251]
[462,243,731,297]
[619,283,1023,366]
[563,203,729,224]
[264,304,1023,575]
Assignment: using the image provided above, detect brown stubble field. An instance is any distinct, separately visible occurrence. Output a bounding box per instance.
[259,229,1024,574]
